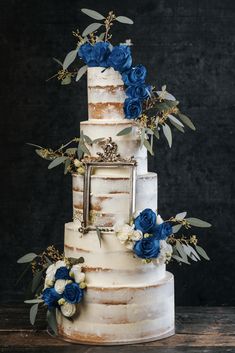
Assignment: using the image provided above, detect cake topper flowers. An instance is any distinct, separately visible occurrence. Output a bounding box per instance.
[48,8,195,153]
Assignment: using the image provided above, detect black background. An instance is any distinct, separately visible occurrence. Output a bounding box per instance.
[0,0,234,305]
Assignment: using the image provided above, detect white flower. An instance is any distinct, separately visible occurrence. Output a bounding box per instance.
[46,263,56,277]
[157,214,164,225]
[55,260,67,270]
[116,224,133,243]
[74,159,83,167]
[61,302,77,318]
[125,241,134,250]
[156,85,176,101]
[158,240,173,263]
[74,272,86,284]
[130,230,143,241]
[54,279,68,294]
[44,277,54,289]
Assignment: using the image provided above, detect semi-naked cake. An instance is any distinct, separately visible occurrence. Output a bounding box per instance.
[57,67,175,344]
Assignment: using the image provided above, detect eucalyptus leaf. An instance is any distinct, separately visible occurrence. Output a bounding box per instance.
[92,137,105,144]
[116,126,132,136]
[30,303,39,325]
[168,114,184,127]
[182,244,200,261]
[169,118,185,133]
[81,8,105,20]
[61,75,71,85]
[27,142,44,149]
[17,253,38,263]
[79,143,91,156]
[162,123,172,148]
[63,49,78,70]
[76,65,88,82]
[47,309,58,335]
[64,159,71,175]
[82,23,103,37]
[144,138,154,156]
[24,298,44,304]
[172,224,183,233]
[32,270,43,293]
[96,227,102,248]
[153,128,159,139]
[172,254,190,265]
[52,57,63,67]
[140,128,145,148]
[44,256,52,266]
[65,148,77,155]
[98,32,106,41]
[15,263,31,286]
[175,211,187,221]
[48,156,68,170]
[115,16,134,24]
[177,113,196,131]
[195,245,210,260]
[83,134,93,145]
[186,218,212,228]
[77,144,83,160]
[175,241,188,261]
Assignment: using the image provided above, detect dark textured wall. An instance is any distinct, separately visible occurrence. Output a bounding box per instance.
[0,0,234,305]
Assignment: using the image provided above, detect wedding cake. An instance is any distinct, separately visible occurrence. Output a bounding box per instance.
[17,8,211,347]
[56,67,175,344]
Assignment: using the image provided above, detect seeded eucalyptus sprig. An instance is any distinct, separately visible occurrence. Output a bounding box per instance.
[165,211,211,265]
[27,132,94,175]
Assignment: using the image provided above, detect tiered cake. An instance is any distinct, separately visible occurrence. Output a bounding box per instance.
[57,67,175,344]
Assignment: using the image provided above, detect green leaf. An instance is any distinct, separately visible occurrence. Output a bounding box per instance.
[175,211,187,221]
[79,143,91,156]
[63,49,78,70]
[195,245,210,260]
[153,128,159,139]
[144,138,154,156]
[81,8,105,20]
[15,263,31,286]
[64,158,71,175]
[17,253,38,263]
[77,145,83,160]
[172,254,190,265]
[82,23,103,37]
[182,244,200,261]
[175,241,188,262]
[140,128,145,148]
[92,137,105,144]
[162,123,172,148]
[44,256,53,266]
[61,75,71,85]
[32,271,43,293]
[177,113,196,131]
[168,114,184,127]
[26,142,44,149]
[47,309,58,335]
[48,156,68,170]
[98,32,106,41]
[115,16,134,24]
[52,57,63,67]
[96,227,102,248]
[76,65,88,82]
[186,218,212,228]
[169,118,185,133]
[30,303,39,325]
[83,134,93,145]
[65,148,77,155]
[172,224,183,233]
[116,126,132,136]
[24,298,44,304]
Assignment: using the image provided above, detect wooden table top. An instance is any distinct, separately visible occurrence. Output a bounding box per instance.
[0,305,234,352]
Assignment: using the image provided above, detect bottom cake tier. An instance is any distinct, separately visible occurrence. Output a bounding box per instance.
[57,272,174,345]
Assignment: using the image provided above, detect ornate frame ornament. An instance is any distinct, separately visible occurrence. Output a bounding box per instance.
[80,138,137,233]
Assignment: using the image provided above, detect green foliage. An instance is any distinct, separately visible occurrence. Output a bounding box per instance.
[17,253,38,263]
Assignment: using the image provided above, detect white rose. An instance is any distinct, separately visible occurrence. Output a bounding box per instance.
[74,272,85,284]
[70,264,82,278]
[54,279,68,294]
[113,222,124,233]
[125,241,134,250]
[74,159,82,168]
[130,230,143,241]
[46,264,56,277]
[55,260,67,270]
[158,240,173,263]
[61,302,77,318]
[117,231,129,243]
[157,214,164,225]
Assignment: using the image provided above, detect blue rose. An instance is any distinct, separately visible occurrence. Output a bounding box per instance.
[134,208,157,234]
[55,266,71,280]
[42,288,61,310]
[78,43,97,67]
[126,84,152,100]
[92,42,111,67]
[155,222,173,240]
[122,64,147,86]
[124,98,142,119]
[63,282,83,304]
[78,42,111,67]
[134,236,160,259]
[107,45,132,72]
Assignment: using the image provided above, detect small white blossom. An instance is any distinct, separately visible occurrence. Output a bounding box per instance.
[55,260,67,270]
[61,302,77,318]
[157,214,164,225]
[125,241,134,250]
[74,272,86,284]
[54,279,69,294]
[130,230,143,241]
[158,240,173,263]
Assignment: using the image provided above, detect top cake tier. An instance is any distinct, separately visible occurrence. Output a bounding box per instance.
[87,67,126,120]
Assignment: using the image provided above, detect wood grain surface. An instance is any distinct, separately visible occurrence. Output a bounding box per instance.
[0,305,234,352]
